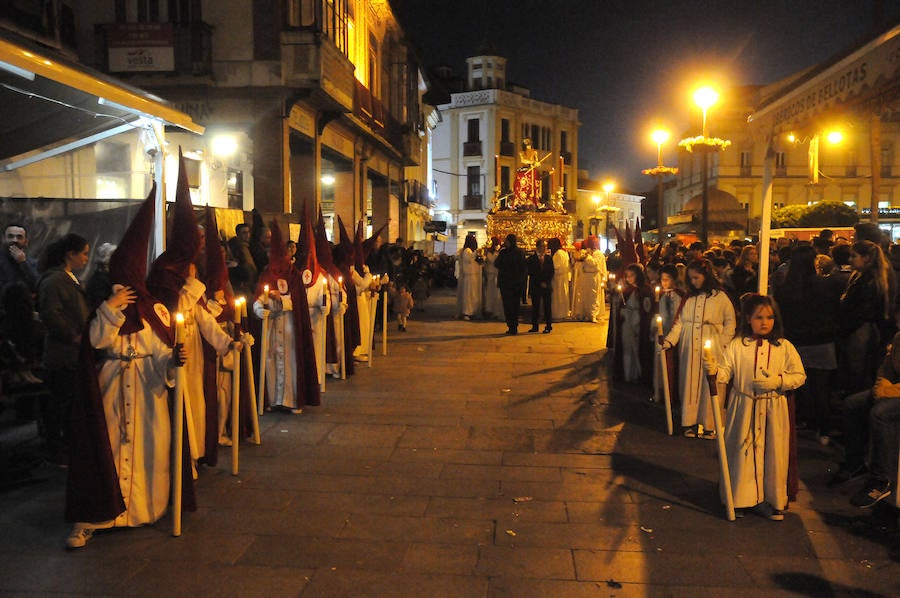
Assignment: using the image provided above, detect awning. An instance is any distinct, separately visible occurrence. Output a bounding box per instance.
[0,32,203,169]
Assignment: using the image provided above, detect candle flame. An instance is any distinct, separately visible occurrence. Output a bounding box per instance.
[656,315,662,322]
[704,339,712,349]
[338,276,343,283]
[263,284,269,293]
[175,312,184,323]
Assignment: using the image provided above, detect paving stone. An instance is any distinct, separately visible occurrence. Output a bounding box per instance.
[476,545,576,579]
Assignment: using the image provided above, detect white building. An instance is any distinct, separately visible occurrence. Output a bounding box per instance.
[430,55,579,250]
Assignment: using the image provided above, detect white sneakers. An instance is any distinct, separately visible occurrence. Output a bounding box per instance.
[66,525,94,549]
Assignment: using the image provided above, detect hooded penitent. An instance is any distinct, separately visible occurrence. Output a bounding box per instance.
[256,219,321,407]
[315,208,341,280]
[146,148,201,313]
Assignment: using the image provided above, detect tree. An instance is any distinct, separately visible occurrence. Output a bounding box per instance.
[771,200,858,228]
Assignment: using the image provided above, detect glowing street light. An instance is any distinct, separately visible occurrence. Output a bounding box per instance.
[694,86,719,138]
[643,129,679,240]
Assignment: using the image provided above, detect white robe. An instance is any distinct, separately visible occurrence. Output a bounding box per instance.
[353,268,374,359]
[588,249,608,322]
[664,290,736,429]
[325,274,348,376]
[253,291,299,409]
[482,251,502,318]
[90,302,174,527]
[456,248,482,318]
[716,337,806,509]
[305,272,331,385]
[551,249,570,321]
[177,278,233,460]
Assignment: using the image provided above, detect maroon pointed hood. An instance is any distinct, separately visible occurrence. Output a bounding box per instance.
[315,208,340,279]
[203,207,235,320]
[297,205,324,288]
[634,217,646,264]
[255,219,291,296]
[108,182,173,343]
[147,148,201,311]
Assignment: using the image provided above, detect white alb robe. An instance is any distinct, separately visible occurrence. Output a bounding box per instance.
[353,268,374,359]
[664,290,736,430]
[305,271,331,385]
[325,274,348,376]
[177,277,233,460]
[456,248,482,318]
[715,337,806,509]
[90,302,174,527]
[253,291,299,409]
[551,249,570,321]
[588,249,608,322]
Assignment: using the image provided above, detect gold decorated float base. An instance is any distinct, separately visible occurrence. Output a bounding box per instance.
[487,209,572,249]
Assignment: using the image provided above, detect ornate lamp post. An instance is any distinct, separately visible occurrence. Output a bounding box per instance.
[679,87,730,247]
[642,129,679,242]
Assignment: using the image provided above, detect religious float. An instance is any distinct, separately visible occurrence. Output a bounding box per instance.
[486,139,572,249]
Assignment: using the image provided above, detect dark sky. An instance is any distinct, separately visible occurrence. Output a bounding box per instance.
[391,0,898,193]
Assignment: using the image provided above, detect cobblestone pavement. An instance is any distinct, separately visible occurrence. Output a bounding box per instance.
[0,289,898,597]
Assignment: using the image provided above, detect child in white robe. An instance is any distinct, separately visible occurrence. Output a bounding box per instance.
[704,293,806,520]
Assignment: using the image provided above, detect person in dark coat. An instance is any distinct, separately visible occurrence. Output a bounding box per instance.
[495,234,527,335]
[526,238,554,333]
[36,233,92,465]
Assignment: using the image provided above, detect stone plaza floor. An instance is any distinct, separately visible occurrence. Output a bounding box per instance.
[0,288,898,597]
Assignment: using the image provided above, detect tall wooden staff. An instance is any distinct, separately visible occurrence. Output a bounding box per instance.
[337,277,346,380]
[382,277,388,356]
[704,340,735,521]
[236,295,260,444]
[319,278,328,392]
[257,285,270,415]
[172,313,186,537]
[231,299,242,476]
[367,285,378,368]
[656,315,674,435]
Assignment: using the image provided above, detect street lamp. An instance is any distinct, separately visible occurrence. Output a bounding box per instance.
[679,86,730,247]
[643,129,679,241]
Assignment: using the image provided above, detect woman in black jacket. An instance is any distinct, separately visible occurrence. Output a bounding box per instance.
[773,244,842,443]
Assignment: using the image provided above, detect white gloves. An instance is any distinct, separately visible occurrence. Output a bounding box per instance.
[240,332,255,347]
[752,374,781,394]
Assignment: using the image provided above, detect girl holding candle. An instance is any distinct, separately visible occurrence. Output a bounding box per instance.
[661,259,736,439]
[702,293,806,520]
[614,263,654,384]
[654,264,685,405]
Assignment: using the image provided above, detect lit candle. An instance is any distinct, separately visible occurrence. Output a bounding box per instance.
[241,296,248,319]
[616,283,624,302]
[175,312,185,344]
[263,284,270,306]
[338,276,344,304]
[322,278,328,306]
[609,273,615,283]
[703,339,712,361]
[656,314,664,336]
[233,298,242,324]
[655,285,661,302]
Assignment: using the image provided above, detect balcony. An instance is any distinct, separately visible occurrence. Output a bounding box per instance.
[95,22,213,77]
[463,141,482,156]
[463,194,483,210]
[499,141,515,157]
[281,29,355,112]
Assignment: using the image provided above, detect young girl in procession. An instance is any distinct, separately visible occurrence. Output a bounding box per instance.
[703,293,806,520]
[661,259,736,438]
[655,264,684,405]
[616,263,654,384]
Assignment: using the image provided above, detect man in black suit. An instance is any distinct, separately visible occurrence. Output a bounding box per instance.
[495,234,527,335]
[527,238,554,333]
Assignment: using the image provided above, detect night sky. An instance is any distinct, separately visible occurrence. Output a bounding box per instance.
[391,0,899,193]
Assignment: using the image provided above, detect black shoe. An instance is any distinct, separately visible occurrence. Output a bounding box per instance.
[827,463,868,487]
[850,478,892,508]
[505,328,517,335]
[528,326,539,333]
[542,327,552,333]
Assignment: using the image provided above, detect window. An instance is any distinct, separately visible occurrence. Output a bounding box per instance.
[501,119,510,143]
[740,151,751,177]
[501,166,510,194]
[467,119,480,143]
[531,125,539,147]
[560,131,568,154]
[137,0,160,21]
[472,77,482,90]
[467,166,481,196]
[882,145,893,177]
[846,150,858,177]
[775,151,786,176]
